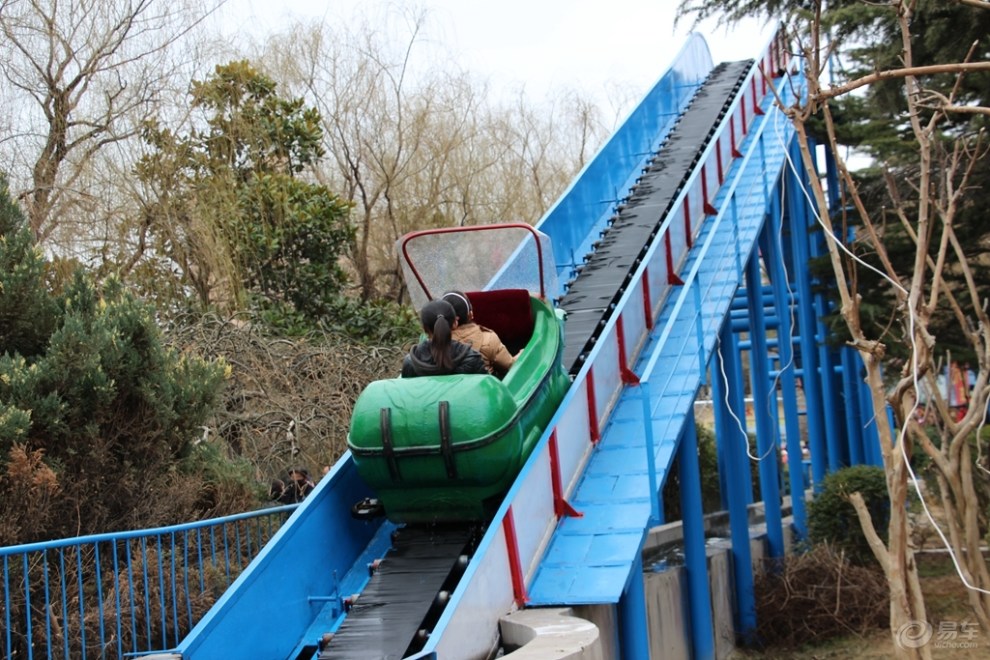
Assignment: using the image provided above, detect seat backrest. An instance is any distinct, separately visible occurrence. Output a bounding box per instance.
[466,289,534,355]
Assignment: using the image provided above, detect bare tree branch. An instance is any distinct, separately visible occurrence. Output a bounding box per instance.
[0,0,221,242]
[818,62,990,101]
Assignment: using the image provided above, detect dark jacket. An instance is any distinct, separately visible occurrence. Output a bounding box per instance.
[279,478,314,504]
[401,340,487,377]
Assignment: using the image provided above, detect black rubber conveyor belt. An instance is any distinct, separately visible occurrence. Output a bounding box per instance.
[559,60,753,375]
[319,525,474,660]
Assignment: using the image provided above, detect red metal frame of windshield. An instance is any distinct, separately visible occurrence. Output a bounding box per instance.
[399,223,546,301]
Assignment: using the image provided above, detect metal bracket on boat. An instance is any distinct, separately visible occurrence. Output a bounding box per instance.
[380,407,401,481]
[438,401,457,478]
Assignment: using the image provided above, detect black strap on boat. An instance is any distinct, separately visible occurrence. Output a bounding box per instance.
[438,401,456,478]
[380,407,400,481]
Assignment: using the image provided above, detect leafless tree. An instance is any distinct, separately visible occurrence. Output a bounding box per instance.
[0,0,220,245]
[765,2,990,657]
[261,7,610,302]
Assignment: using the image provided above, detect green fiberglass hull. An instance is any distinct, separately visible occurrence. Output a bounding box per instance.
[347,296,569,523]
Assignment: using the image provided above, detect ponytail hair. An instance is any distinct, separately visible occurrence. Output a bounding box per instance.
[419,300,458,372]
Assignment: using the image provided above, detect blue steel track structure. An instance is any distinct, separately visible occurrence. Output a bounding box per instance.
[176,30,882,660]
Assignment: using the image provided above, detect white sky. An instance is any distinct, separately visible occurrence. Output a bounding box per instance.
[218,0,773,108]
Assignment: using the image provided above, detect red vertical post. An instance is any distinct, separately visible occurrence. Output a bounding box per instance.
[741,94,748,134]
[665,232,683,286]
[616,315,629,375]
[549,430,581,518]
[502,507,527,607]
[683,196,693,248]
[716,137,725,184]
[730,118,742,158]
[701,166,717,216]
[752,76,765,115]
[616,316,639,385]
[641,268,654,330]
[586,368,600,444]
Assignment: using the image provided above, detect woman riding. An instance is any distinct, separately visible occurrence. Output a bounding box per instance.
[401,299,487,377]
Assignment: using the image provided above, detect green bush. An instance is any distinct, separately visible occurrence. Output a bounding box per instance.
[0,174,59,358]
[808,465,889,566]
[0,181,231,541]
[663,423,723,520]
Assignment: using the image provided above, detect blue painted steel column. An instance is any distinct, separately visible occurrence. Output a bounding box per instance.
[808,213,849,470]
[727,330,752,506]
[783,145,828,489]
[640,382,662,526]
[798,139,849,472]
[759,200,807,538]
[840,347,865,466]
[679,417,715,660]
[745,250,785,558]
[618,555,651,660]
[711,321,756,639]
[714,400,731,513]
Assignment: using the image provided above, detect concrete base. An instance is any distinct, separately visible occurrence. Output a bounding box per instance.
[500,607,604,660]
[640,502,799,659]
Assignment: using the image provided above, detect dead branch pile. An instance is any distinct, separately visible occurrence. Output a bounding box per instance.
[167,313,407,484]
[753,544,888,648]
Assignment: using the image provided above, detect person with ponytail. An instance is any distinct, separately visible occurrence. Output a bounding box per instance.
[442,291,518,378]
[401,299,487,378]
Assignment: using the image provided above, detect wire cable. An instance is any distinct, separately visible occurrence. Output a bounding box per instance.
[774,88,990,596]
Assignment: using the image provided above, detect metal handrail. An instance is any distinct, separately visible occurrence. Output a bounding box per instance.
[1,504,296,660]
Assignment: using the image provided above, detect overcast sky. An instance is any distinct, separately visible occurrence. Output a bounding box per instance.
[218,0,773,107]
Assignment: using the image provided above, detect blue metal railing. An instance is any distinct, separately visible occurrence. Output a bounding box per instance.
[0,505,295,659]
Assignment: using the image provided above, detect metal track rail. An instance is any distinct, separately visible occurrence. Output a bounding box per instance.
[318,525,477,660]
[174,31,791,660]
[318,60,757,659]
[560,60,753,374]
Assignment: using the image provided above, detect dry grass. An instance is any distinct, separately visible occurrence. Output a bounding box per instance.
[169,313,405,482]
[737,552,990,659]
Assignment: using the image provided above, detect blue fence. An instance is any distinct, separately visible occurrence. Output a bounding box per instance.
[1,505,295,659]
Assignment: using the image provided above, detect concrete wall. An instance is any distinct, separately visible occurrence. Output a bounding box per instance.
[639,503,797,660]
[571,605,620,660]
[497,503,798,660]
[644,565,691,659]
[708,546,736,659]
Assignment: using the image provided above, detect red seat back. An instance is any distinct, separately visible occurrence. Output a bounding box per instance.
[465,290,534,355]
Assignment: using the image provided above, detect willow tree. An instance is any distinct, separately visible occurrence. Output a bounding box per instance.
[678,1,990,656]
[259,7,610,302]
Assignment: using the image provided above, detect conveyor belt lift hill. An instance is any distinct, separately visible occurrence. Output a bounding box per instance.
[178,29,863,659]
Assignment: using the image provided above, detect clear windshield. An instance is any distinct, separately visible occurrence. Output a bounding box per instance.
[398,224,558,310]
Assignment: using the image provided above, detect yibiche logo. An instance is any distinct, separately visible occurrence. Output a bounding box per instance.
[894,618,982,650]
[895,620,933,649]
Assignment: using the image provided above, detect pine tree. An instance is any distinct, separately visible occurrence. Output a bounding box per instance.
[1,176,228,540]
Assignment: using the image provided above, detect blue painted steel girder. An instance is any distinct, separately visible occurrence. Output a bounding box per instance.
[783,141,829,489]
[678,417,716,659]
[711,320,757,639]
[759,197,807,538]
[744,249,786,558]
